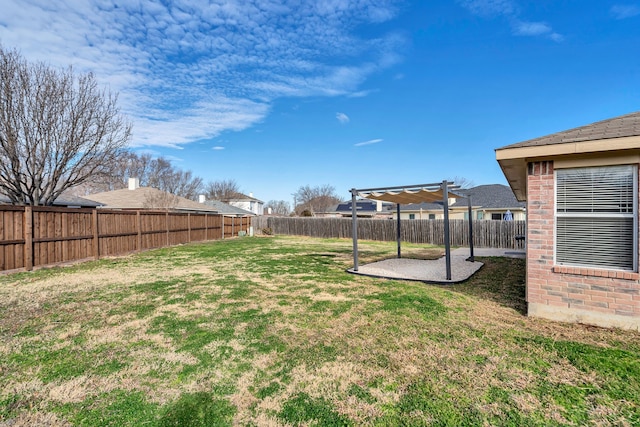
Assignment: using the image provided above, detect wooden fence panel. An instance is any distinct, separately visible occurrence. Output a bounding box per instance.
[252,217,527,249]
[0,207,25,271]
[167,213,190,246]
[207,214,222,240]
[31,208,93,267]
[190,214,207,242]
[139,212,168,250]
[0,206,241,272]
[98,211,138,256]
[223,216,233,238]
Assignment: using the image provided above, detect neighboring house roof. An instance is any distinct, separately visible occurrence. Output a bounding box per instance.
[496,111,640,201]
[201,200,254,216]
[399,184,525,212]
[0,193,103,208]
[453,184,526,209]
[83,187,218,213]
[331,199,395,215]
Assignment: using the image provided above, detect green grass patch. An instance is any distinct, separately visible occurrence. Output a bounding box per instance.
[158,392,235,427]
[279,392,351,426]
[63,390,158,427]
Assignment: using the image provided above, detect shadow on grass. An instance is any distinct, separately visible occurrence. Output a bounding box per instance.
[448,257,527,315]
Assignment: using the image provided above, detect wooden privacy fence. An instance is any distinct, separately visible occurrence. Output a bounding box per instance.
[0,206,250,272]
[252,217,526,249]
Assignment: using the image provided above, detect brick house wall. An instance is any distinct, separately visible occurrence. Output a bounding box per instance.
[526,161,640,330]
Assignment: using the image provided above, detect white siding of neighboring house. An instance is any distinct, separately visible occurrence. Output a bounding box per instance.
[229,199,263,216]
[395,209,525,221]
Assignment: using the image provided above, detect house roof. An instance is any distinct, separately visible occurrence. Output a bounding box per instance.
[453,184,526,209]
[84,187,219,213]
[496,111,640,201]
[201,199,254,216]
[0,193,103,208]
[500,111,640,149]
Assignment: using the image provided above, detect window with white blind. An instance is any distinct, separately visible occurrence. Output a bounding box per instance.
[555,165,637,271]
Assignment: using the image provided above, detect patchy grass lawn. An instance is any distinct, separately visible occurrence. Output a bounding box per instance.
[1,236,639,426]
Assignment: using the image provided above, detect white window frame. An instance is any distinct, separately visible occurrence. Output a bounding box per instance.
[554,164,638,272]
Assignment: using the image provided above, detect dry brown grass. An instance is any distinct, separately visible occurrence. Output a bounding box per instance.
[1,236,639,426]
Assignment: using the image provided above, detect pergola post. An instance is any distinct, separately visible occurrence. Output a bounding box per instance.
[467,194,474,262]
[442,180,452,280]
[351,189,359,271]
[396,203,401,258]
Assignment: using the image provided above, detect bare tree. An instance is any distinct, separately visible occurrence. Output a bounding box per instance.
[68,152,203,199]
[265,200,291,216]
[142,190,179,211]
[205,179,242,201]
[447,176,474,189]
[164,169,203,201]
[292,184,341,215]
[0,46,131,205]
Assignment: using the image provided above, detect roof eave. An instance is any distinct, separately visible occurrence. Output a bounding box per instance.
[496,135,640,202]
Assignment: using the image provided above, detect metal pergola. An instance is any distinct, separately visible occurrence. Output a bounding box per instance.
[350,180,474,281]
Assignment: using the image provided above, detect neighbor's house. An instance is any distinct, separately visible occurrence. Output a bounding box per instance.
[84,178,219,214]
[319,199,395,218]
[198,197,255,217]
[395,184,526,220]
[496,111,640,330]
[223,193,264,216]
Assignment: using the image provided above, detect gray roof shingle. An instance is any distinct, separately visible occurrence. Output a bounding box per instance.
[500,111,640,149]
[201,200,254,216]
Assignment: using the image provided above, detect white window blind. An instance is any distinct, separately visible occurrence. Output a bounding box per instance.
[556,165,637,271]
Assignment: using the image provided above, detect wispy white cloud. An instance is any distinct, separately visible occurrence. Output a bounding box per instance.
[336,112,350,124]
[458,0,515,17]
[611,4,640,19]
[458,0,563,42]
[355,138,383,147]
[212,146,225,151]
[513,20,563,41]
[513,21,551,36]
[0,0,403,148]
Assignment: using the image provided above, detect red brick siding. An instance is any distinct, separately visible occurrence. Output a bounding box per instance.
[526,161,640,324]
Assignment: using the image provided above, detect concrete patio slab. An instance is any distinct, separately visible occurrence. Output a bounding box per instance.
[347,247,524,284]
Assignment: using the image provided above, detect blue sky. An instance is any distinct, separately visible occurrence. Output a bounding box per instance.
[1,1,639,204]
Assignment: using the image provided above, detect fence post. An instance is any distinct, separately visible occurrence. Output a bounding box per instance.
[166,212,170,246]
[92,209,99,260]
[136,211,142,252]
[24,206,33,271]
[188,213,191,243]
